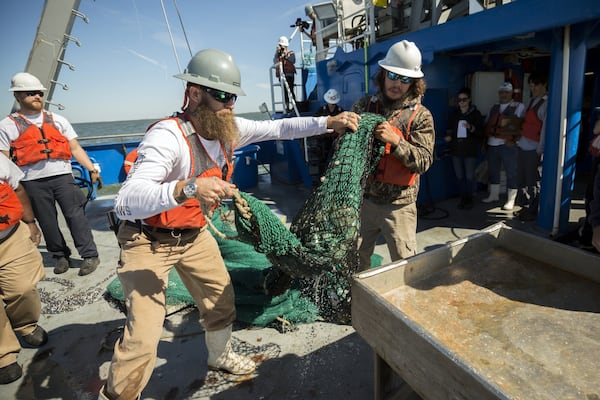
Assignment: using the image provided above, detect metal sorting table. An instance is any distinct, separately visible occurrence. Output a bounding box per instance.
[352,223,600,400]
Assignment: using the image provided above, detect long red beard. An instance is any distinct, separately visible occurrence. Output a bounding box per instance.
[189,104,240,146]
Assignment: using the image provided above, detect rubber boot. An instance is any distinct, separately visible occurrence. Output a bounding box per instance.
[98,386,139,400]
[206,325,256,375]
[97,386,111,400]
[502,189,518,210]
[482,184,500,203]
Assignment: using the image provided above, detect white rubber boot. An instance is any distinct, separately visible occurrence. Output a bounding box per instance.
[482,184,500,203]
[502,189,518,210]
[206,325,256,375]
[97,386,111,400]
[97,385,139,400]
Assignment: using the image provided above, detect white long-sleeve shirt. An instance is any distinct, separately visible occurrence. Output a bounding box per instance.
[114,116,331,221]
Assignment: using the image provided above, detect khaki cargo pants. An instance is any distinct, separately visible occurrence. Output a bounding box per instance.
[358,198,417,270]
[0,223,45,368]
[106,223,235,399]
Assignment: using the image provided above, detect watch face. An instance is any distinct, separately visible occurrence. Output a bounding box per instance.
[183,182,197,198]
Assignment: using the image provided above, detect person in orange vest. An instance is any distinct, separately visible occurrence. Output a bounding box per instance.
[0,72,101,276]
[482,82,525,210]
[350,40,436,270]
[0,153,47,385]
[514,72,548,221]
[100,48,358,400]
[273,36,297,113]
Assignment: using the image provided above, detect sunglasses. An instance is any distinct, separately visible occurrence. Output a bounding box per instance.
[386,71,412,84]
[203,87,237,104]
[457,97,469,102]
[25,91,44,97]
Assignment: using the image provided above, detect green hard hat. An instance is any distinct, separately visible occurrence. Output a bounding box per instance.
[174,49,246,95]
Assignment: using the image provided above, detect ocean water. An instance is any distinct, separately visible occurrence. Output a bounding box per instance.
[72,111,269,138]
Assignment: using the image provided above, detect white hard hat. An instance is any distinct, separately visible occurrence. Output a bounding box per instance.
[498,82,513,92]
[8,72,47,92]
[278,36,289,47]
[378,40,424,78]
[323,89,340,104]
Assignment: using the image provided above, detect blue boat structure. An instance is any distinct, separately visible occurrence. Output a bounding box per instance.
[3,1,599,399]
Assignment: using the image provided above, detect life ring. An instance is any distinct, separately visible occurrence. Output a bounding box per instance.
[505,69,522,101]
[123,148,138,175]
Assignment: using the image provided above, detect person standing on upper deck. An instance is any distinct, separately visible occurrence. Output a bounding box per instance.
[0,72,101,276]
[351,40,435,270]
[273,36,297,113]
[99,48,358,400]
[514,72,548,221]
[0,153,47,385]
[482,82,525,211]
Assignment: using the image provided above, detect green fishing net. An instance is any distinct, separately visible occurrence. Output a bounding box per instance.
[107,113,386,326]
[231,113,386,320]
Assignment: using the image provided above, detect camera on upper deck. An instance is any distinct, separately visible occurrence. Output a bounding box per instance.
[291,17,310,30]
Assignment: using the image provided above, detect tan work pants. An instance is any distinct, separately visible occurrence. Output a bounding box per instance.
[106,223,235,400]
[0,223,45,368]
[358,198,417,270]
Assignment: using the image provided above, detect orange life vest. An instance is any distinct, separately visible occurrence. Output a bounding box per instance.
[368,101,420,187]
[143,114,234,229]
[484,104,519,138]
[8,111,72,166]
[123,148,138,175]
[520,98,544,142]
[0,181,24,230]
[275,57,296,77]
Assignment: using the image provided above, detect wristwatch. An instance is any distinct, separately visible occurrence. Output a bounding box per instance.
[182,178,197,199]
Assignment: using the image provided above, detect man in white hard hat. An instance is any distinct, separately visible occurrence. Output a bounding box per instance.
[351,40,435,270]
[0,153,47,385]
[313,89,346,176]
[0,72,101,276]
[273,36,297,113]
[100,48,359,400]
[315,89,344,117]
[482,81,525,210]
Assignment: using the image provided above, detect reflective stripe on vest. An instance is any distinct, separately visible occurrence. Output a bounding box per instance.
[520,98,544,142]
[143,114,234,229]
[0,181,24,230]
[9,111,72,166]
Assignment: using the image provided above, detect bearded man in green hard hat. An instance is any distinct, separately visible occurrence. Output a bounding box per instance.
[99,48,359,400]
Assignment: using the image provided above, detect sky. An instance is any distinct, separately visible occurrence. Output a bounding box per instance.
[0,0,313,123]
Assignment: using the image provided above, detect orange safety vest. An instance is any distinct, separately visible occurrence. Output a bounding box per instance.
[368,101,420,186]
[8,111,72,166]
[275,57,296,77]
[0,181,24,230]
[143,114,234,229]
[123,148,138,175]
[484,104,518,138]
[520,98,544,142]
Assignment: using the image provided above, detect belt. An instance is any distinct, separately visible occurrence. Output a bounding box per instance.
[124,220,200,237]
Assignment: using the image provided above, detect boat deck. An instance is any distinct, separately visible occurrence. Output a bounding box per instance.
[0,171,594,400]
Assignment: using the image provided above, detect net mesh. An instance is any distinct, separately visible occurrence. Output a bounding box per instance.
[107,113,386,326]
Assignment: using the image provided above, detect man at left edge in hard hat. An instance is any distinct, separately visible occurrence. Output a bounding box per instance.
[0,72,101,276]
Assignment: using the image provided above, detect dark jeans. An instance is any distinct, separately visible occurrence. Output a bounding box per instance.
[517,148,541,209]
[451,155,477,195]
[486,144,518,189]
[22,173,98,259]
